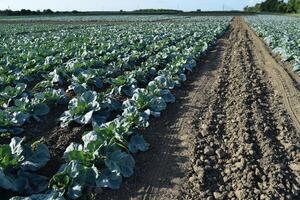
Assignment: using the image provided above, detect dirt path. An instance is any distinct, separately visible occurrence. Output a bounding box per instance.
[97,17,300,200]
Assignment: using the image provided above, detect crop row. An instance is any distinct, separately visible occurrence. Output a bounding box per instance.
[0,23,202,133]
[0,15,181,22]
[245,15,300,74]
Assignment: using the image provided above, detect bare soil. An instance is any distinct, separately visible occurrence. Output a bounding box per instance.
[95,17,300,200]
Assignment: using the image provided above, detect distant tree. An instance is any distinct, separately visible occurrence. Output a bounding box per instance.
[133,9,183,14]
[244,0,295,13]
[2,9,14,16]
[20,9,32,15]
[244,3,262,12]
[287,0,300,13]
[260,0,284,12]
[43,9,54,14]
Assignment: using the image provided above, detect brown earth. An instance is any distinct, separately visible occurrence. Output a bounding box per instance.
[94,17,300,200]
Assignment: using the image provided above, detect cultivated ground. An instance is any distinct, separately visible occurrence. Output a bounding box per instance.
[95,17,300,200]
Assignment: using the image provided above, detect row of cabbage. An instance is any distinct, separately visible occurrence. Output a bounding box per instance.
[0,15,182,22]
[245,15,300,74]
[0,17,232,200]
[0,16,223,37]
[0,24,95,38]
[0,23,201,126]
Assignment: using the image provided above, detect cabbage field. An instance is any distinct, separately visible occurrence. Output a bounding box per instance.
[0,15,181,22]
[245,15,300,74]
[0,16,232,199]
[1,14,300,200]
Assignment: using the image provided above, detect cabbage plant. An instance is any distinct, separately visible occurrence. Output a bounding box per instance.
[68,69,103,95]
[11,96,50,123]
[60,91,108,127]
[123,88,167,118]
[109,74,137,97]
[0,137,50,194]
[0,83,27,108]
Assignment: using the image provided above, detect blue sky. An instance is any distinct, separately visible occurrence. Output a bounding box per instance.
[0,0,264,11]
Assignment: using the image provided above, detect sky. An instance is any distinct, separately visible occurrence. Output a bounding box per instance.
[0,0,265,11]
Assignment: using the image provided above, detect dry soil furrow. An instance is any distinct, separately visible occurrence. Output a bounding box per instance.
[179,17,300,200]
[242,24,299,199]
[218,27,265,199]
[180,17,239,200]
[244,16,300,177]
[245,19,300,132]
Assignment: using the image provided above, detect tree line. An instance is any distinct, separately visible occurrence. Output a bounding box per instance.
[244,0,300,13]
[0,9,186,16]
[0,9,80,16]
